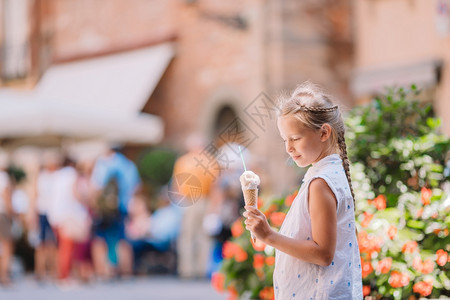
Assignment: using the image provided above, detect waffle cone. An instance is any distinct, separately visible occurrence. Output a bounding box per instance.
[243,189,258,207]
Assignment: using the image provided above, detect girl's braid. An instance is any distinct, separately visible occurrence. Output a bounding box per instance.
[295,103,339,113]
[337,130,356,209]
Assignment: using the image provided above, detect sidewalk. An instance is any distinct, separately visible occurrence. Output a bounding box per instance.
[0,275,227,300]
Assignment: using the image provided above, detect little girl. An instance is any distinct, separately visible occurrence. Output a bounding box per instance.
[244,82,363,299]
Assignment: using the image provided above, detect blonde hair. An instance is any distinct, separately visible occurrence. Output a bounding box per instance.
[277,82,355,206]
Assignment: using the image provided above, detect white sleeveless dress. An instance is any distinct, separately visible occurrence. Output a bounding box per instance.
[273,154,363,300]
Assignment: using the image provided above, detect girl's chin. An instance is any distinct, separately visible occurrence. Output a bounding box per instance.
[295,161,309,168]
[293,158,309,168]
[293,157,313,168]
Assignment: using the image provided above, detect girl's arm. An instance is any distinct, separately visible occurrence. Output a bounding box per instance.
[244,178,337,267]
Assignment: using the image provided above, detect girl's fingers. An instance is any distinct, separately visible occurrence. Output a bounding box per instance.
[244,206,263,218]
[244,205,259,213]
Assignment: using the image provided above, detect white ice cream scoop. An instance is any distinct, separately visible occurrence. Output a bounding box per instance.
[240,170,260,190]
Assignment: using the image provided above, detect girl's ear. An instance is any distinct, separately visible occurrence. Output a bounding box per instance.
[320,124,332,142]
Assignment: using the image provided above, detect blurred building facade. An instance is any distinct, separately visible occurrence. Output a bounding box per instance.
[0,0,448,195]
[352,0,450,134]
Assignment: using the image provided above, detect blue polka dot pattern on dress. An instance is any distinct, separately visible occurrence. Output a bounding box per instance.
[307,237,310,240]
[330,280,333,284]
[349,242,352,247]
[331,261,334,266]
[348,281,351,287]
[348,223,351,228]
[298,274,301,278]
[293,293,296,297]
[316,279,318,283]
[347,204,350,210]
[349,262,352,267]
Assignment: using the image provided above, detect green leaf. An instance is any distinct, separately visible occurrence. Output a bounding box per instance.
[406,220,426,230]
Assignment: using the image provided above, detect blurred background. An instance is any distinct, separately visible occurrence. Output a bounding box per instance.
[0,0,449,299]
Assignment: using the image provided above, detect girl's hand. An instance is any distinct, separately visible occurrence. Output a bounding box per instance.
[243,206,274,243]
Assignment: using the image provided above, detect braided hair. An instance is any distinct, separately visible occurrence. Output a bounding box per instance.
[277,82,356,208]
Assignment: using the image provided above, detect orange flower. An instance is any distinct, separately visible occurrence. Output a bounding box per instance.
[285,191,298,207]
[361,259,373,278]
[235,245,248,262]
[256,268,265,280]
[436,249,448,266]
[222,241,235,259]
[363,285,371,297]
[211,272,225,292]
[358,230,382,256]
[227,285,238,300]
[402,241,418,254]
[263,204,278,218]
[389,271,410,288]
[416,207,424,218]
[421,187,432,205]
[413,256,423,272]
[251,238,266,252]
[368,195,386,210]
[413,281,433,297]
[361,212,374,228]
[421,258,434,274]
[269,212,286,227]
[231,219,244,238]
[265,256,275,266]
[376,258,392,274]
[387,225,397,240]
[223,241,237,259]
[223,241,248,262]
[253,254,265,269]
[257,197,264,209]
[259,286,274,300]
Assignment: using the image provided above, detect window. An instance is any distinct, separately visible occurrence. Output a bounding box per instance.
[1,0,31,81]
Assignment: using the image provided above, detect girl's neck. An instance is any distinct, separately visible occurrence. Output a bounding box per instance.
[312,148,338,165]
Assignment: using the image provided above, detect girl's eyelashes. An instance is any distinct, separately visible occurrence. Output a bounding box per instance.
[282,137,301,143]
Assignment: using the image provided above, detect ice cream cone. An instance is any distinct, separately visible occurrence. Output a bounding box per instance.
[240,171,260,243]
[243,188,258,242]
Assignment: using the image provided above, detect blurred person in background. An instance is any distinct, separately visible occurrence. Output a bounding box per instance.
[48,157,88,282]
[9,163,32,280]
[90,147,140,279]
[33,149,60,281]
[70,159,95,283]
[0,149,13,285]
[126,188,182,274]
[172,134,218,279]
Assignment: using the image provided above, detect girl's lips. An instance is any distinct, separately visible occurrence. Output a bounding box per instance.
[292,155,301,160]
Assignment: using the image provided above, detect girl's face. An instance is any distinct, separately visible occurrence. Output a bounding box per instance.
[277,115,333,168]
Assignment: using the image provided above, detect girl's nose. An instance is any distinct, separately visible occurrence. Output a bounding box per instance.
[285,141,294,153]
